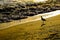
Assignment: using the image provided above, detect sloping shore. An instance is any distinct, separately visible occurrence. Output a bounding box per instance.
[0,10,60,30]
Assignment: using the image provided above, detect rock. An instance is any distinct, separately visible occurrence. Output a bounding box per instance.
[10,15,20,20]
[0,16,11,23]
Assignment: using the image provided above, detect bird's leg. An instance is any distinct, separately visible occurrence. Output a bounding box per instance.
[44,21,46,25]
[43,21,45,25]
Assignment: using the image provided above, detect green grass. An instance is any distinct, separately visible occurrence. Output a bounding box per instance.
[0,15,60,40]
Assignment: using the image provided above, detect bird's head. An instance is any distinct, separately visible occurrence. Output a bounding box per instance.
[41,16,42,18]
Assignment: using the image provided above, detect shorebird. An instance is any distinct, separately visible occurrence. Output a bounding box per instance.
[41,16,46,26]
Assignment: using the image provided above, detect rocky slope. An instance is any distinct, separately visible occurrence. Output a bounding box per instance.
[0,3,60,23]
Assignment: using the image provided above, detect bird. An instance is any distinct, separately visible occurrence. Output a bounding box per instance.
[41,16,46,26]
